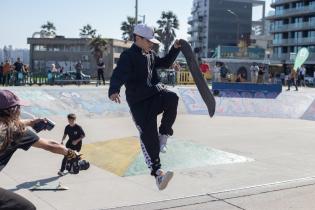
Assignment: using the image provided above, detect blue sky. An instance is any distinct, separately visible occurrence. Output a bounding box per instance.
[1,0,272,49]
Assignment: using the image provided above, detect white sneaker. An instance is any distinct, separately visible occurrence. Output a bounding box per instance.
[58,171,65,176]
[159,134,169,153]
[155,169,174,190]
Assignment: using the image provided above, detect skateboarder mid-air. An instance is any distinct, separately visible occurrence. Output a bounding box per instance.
[109,23,181,190]
[0,90,80,210]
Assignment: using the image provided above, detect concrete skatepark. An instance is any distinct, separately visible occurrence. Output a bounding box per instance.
[2,85,315,209]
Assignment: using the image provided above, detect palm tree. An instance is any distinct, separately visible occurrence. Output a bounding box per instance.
[156,11,179,53]
[41,21,56,37]
[89,35,108,61]
[79,24,97,38]
[120,16,141,41]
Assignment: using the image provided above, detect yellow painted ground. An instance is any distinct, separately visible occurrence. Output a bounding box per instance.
[81,137,140,176]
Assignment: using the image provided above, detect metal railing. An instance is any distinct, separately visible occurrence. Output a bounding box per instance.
[0,71,96,86]
[274,5,315,17]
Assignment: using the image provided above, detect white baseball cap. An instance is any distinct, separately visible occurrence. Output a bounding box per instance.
[133,24,160,44]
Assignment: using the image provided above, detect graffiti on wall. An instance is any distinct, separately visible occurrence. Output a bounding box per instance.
[178,87,314,119]
[14,89,130,118]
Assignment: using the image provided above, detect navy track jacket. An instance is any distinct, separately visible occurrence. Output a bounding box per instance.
[108,44,180,106]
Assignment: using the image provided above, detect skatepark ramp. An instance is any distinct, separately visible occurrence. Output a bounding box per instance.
[8,86,315,121]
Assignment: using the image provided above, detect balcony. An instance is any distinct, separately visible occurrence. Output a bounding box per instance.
[268,5,315,20]
[271,0,303,7]
[272,37,315,46]
[272,52,315,62]
[270,22,315,33]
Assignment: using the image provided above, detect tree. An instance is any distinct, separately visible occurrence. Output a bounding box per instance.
[156,11,179,53]
[89,35,108,61]
[79,24,97,38]
[41,21,56,37]
[120,16,141,41]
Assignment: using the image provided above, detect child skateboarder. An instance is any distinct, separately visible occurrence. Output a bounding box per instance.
[58,113,85,176]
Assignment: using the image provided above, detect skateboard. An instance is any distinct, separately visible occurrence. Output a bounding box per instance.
[29,182,69,191]
[179,39,216,117]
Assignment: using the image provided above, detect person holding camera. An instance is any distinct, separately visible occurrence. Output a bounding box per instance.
[58,113,85,176]
[0,90,80,210]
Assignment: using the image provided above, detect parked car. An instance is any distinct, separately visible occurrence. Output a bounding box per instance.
[304,76,314,87]
[55,71,91,84]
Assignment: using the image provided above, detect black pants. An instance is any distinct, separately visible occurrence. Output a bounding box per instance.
[60,140,82,172]
[0,188,36,210]
[287,78,298,90]
[130,90,179,176]
[97,69,105,85]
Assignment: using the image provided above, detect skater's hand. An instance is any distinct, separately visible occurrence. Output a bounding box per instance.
[65,149,81,174]
[65,149,80,160]
[173,40,181,49]
[110,93,121,104]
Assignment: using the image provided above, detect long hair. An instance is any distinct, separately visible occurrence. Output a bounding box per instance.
[0,106,25,152]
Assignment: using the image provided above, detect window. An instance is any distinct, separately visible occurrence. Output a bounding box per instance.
[34,45,47,51]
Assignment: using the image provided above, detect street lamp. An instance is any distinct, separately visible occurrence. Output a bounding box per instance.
[139,15,145,23]
[135,0,138,23]
[227,9,240,44]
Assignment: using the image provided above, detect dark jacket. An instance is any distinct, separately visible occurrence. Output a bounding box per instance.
[108,44,180,106]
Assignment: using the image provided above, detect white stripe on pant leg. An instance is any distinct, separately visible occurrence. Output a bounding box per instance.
[130,111,153,170]
[140,139,153,170]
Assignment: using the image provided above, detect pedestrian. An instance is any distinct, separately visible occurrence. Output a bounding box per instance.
[250,62,259,83]
[58,113,85,176]
[287,67,298,91]
[74,61,83,81]
[220,63,228,82]
[213,62,221,82]
[13,58,25,85]
[2,60,11,86]
[299,65,306,87]
[0,63,3,86]
[257,65,264,83]
[108,23,181,190]
[50,64,58,85]
[0,90,79,210]
[97,58,105,85]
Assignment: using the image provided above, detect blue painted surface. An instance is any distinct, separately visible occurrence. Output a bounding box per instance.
[178,88,208,115]
[124,138,253,176]
[212,82,282,99]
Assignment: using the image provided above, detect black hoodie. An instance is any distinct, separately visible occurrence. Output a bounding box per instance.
[108,44,180,106]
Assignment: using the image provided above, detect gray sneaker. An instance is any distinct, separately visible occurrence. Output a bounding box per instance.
[155,169,174,190]
[58,171,65,176]
[159,134,169,153]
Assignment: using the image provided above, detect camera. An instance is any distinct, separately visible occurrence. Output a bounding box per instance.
[32,119,55,133]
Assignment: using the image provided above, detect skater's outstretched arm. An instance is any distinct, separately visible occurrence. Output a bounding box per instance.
[155,40,181,68]
[32,138,69,155]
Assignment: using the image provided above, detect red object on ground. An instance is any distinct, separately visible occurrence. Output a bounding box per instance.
[199,63,209,73]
